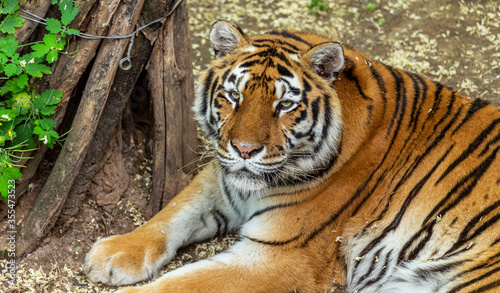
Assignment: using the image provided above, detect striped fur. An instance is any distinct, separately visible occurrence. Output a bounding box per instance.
[85,21,500,293]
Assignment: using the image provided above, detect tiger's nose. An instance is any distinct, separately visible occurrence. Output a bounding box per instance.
[231,142,264,159]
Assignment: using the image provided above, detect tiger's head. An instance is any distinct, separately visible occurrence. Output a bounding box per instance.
[194,21,345,192]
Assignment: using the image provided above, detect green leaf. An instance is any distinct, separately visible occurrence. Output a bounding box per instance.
[52,0,59,4]
[0,79,22,95]
[65,28,80,35]
[37,116,57,130]
[0,14,25,34]
[59,0,80,26]
[33,91,62,116]
[4,167,22,180]
[0,52,7,65]
[4,63,18,77]
[49,130,60,139]
[0,36,18,57]
[36,89,62,107]
[14,74,29,89]
[34,126,55,148]
[46,49,59,63]
[378,18,386,25]
[43,34,58,48]
[25,61,52,77]
[0,167,22,200]
[40,105,57,116]
[45,18,62,34]
[12,92,31,115]
[31,42,50,58]
[1,0,20,15]
[0,109,15,122]
[366,4,377,12]
[13,122,35,149]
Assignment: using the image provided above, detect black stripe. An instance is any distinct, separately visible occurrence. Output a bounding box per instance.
[227,73,237,84]
[244,233,302,246]
[369,65,388,119]
[424,146,500,225]
[240,59,260,69]
[433,92,456,133]
[427,83,444,120]
[458,252,500,278]
[386,66,404,137]
[358,249,392,289]
[479,130,500,157]
[451,98,491,136]
[448,266,500,293]
[437,118,500,184]
[313,94,332,153]
[268,30,312,47]
[213,211,223,236]
[221,179,243,219]
[493,236,500,247]
[446,199,500,255]
[407,72,421,131]
[469,280,500,293]
[247,200,306,222]
[355,145,453,268]
[248,48,292,67]
[408,73,429,134]
[277,63,293,78]
[253,38,300,52]
[279,78,301,96]
[214,209,229,235]
[201,69,214,116]
[351,67,409,218]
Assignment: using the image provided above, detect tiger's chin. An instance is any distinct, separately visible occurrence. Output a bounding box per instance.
[225,170,269,192]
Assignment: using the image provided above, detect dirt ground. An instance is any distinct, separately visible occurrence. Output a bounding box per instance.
[1,0,499,292]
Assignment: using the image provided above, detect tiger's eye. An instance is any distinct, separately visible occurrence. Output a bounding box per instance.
[279,101,294,109]
[229,91,240,101]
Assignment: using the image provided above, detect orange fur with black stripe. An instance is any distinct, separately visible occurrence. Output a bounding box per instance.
[84,21,500,293]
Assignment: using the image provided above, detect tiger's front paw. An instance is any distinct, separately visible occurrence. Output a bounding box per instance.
[84,231,169,286]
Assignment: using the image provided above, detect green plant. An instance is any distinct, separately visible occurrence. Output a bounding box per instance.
[366,3,377,12]
[308,0,332,13]
[0,0,80,200]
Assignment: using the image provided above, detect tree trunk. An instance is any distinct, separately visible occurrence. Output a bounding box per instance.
[146,0,198,218]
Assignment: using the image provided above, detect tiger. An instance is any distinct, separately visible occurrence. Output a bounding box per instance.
[83,20,500,293]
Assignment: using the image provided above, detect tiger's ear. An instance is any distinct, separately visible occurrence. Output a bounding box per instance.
[303,42,344,81]
[209,20,250,58]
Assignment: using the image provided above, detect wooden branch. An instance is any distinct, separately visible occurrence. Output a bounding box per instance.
[43,0,121,126]
[16,0,146,256]
[15,0,52,45]
[62,32,154,218]
[15,0,119,198]
[147,16,167,218]
[173,1,198,175]
[146,0,198,217]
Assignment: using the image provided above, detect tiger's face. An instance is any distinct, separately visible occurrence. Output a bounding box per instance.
[194,21,345,192]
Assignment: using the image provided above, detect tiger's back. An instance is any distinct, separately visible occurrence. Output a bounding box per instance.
[226,28,500,292]
[333,46,500,292]
[261,29,497,292]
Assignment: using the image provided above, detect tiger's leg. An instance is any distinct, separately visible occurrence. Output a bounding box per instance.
[84,164,242,286]
[115,238,329,293]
